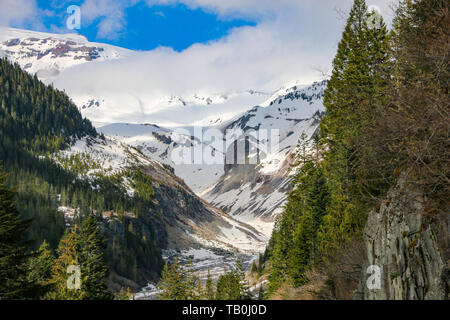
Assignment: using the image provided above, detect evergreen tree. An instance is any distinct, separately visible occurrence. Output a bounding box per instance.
[265,0,447,299]
[27,240,55,298]
[268,159,330,293]
[157,258,199,300]
[192,274,204,300]
[45,227,86,300]
[216,259,251,300]
[79,216,112,300]
[215,272,241,300]
[267,0,391,294]
[319,0,391,253]
[0,167,33,299]
[376,0,449,201]
[235,258,251,300]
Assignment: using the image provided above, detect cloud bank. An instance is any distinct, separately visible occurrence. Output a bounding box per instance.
[1,1,399,125]
[54,1,397,95]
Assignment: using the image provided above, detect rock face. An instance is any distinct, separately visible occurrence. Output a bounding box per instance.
[355,176,449,300]
[203,82,327,237]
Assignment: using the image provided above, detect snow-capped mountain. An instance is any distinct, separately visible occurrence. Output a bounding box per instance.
[0,26,327,241]
[0,27,271,127]
[98,123,225,193]
[53,134,266,253]
[0,27,131,80]
[202,81,327,236]
[97,81,327,237]
[0,27,269,251]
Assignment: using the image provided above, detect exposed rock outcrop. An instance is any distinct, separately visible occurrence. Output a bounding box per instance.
[203,82,327,235]
[355,176,449,300]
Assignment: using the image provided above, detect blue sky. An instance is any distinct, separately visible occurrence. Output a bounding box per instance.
[33,0,257,51]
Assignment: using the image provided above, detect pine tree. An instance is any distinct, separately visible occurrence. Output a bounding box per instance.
[79,216,112,300]
[157,261,176,300]
[268,158,330,293]
[27,240,55,298]
[45,227,86,300]
[289,210,314,286]
[235,258,251,300]
[319,0,391,253]
[265,7,391,287]
[215,272,240,300]
[0,167,33,299]
[216,259,251,300]
[192,274,204,300]
[157,258,199,300]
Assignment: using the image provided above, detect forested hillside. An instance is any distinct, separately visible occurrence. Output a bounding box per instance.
[264,0,449,299]
[0,59,96,155]
[0,58,163,298]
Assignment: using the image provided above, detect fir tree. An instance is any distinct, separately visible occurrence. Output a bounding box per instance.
[378,0,449,201]
[79,216,112,300]
[0,167,33,299]
[216,259,251,300]
[215,272,241,300]
[235,258,251,300]
[45,227,86,300]
[319,0,391,253]
[265,0,448,299]
[265,1,393,288]
[27,240,55,298]
[157,258,199,300]
[267,159,330,293]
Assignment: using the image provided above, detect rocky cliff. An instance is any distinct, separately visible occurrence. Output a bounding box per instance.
[203,81,327,237]
[355,176,449,300]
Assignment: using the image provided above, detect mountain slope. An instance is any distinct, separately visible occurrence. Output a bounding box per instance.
[55,134,266,253]
[0,57,265,290]
[94,82,327,238]
[0,26,325,258]
[98,123,226,194]
[203,81,327,236]
[0,57,164,287]
[0,27,131,80]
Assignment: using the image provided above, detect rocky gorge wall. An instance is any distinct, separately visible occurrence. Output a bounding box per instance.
[355,176,449,300]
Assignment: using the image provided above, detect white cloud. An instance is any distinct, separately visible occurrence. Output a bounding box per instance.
[56,1,398,93]
[0,0,43,29]
[80,0,139,39]
[66,0,398,41]
[145,0,300,18]
[146,0,397,21]
[1,0,399,125]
